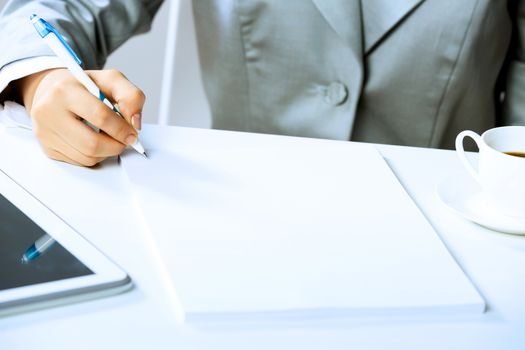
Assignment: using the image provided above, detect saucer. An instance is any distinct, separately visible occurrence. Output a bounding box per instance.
[436,174,525,235]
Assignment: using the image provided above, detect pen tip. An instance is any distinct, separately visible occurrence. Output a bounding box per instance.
[142,151,148,158]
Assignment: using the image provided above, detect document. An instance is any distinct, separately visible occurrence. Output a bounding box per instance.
[120,125,485,322]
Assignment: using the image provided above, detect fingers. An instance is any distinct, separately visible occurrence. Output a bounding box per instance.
[55,113,127,158]
[45,149,84,167]
[30,71,129,166]
[87,69,145,130]
[26,68,142,167]
[40,129,105,167]
[36,119,118,166]
[68,91,138,147]
[44,144,103,168]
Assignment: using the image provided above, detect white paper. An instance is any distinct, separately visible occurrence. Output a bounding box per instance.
[121,126,485,321]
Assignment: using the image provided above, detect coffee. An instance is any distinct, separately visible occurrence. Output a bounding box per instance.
[504,151,525,158]
[456,127,525,217]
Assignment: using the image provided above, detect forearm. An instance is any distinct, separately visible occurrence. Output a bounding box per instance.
[0,1,154,166]
[0,0,163,106]
[0,0,163,72]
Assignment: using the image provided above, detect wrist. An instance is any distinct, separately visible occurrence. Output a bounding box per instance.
[11,69,61,111]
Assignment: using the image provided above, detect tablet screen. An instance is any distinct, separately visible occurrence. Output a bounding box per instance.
[0,192,93,291]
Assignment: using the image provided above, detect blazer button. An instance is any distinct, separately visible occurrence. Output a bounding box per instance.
[324,82,349,106]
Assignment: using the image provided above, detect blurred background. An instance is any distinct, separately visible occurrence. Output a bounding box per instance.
[0,0,211,128]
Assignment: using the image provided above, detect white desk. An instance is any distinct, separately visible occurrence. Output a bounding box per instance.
[0,125,524,349]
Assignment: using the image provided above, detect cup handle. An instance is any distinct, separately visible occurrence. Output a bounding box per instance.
[455,130,482,184]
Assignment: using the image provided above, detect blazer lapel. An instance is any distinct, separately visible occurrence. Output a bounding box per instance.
[310,0,365,136]
[311,0,364,66]
[362,0,425,54]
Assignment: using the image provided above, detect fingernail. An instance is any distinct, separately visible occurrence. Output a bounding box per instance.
[131,114,142,131]
[125,134,137,146]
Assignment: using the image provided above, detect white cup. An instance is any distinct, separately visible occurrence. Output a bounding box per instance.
[456,126,525,218]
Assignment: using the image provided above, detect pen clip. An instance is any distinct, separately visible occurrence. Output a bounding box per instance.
[30,14,83,66]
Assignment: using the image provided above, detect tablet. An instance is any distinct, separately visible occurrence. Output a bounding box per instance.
[0,169,132,317]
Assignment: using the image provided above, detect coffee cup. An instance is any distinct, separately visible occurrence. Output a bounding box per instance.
[455,126,525,218]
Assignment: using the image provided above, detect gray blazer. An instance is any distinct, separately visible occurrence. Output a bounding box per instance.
[0,0,523,149]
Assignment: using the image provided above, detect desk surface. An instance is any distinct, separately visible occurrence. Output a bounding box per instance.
[0,125,524,349]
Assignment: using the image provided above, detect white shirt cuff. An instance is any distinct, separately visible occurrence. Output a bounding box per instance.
[0,56,65,96]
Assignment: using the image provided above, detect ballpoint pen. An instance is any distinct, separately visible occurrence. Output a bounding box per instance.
[21,234,56,263]
[30,14,148,158]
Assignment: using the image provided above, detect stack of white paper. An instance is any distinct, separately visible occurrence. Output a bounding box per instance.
[121,125,484,322]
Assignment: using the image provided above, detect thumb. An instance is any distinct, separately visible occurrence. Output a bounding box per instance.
[87,69,145,130]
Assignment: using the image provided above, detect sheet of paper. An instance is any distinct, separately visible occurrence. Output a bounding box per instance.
[121,126,484,321]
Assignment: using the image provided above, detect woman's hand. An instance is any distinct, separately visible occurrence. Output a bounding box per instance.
[13,68,145,166]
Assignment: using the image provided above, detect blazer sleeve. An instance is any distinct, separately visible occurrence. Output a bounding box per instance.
[502,1,525,126]
[0,0,164,71]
